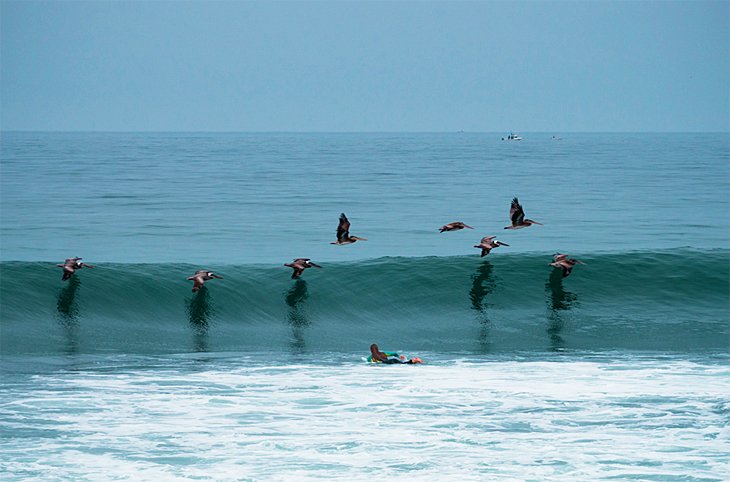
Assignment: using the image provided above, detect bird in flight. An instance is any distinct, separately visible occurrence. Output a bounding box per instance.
[505,197,543,229]
[330,213,368,245]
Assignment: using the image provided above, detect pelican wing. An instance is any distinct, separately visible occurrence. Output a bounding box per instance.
[63,257,80,267]
[336,213,350,242]
[290,258,310,269]
[510,198,525,225]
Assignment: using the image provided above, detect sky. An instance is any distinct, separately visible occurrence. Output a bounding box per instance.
[1,1,728,132]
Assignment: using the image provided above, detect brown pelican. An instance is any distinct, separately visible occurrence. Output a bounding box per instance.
[439,222,474,233]
[330,213,367,245]
[56,257,94,281]
[549,253,585,278]
[504,197,543,229]
[473,236,509,257]
[187,270,223,292]
[284,258,322,279]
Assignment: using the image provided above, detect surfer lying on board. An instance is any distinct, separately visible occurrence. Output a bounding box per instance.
[369,344,422,364]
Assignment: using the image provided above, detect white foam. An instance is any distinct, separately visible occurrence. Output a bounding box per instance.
[2,357,728,480]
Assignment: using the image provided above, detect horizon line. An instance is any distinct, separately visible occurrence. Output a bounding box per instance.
[2,129,729,134]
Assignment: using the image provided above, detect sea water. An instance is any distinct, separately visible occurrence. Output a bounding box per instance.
[1,132,729,480]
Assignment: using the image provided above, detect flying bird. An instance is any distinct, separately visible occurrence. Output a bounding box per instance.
[56,257,94,281]
[439,222,474,233]
[505,197,543,229]
[549,253,585,278]
[187,270,223,292]
[473,236,509,257]
[284,258,322,279]
[330,213,367,245]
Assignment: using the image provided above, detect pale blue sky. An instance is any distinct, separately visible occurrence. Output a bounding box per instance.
[1,1,728,132]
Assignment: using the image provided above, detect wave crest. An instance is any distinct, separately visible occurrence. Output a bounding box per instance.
[1,249,728,355]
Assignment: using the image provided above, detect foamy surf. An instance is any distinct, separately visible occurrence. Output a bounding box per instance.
[2,354,728,480]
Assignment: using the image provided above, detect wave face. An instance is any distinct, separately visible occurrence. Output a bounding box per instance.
[1,249,728,355]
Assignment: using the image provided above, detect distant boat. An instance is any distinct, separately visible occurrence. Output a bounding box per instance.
[502,133,522,141]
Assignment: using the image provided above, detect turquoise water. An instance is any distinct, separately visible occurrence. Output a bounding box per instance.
[1,132,728,479]
[2,132,728,263]
[0,251,728,356]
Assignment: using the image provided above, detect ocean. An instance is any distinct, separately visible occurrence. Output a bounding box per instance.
[1,131,729,480]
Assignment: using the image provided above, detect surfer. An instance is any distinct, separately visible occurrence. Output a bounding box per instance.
[439,221,474,232]
[187,270,224,292]
[369,344,422,364]
[330,213,367,245]
[56,257,94,281]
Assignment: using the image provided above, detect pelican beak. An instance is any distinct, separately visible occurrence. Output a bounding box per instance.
[213,274,224,279]
[354,237,368,241]
[500,242,510,246]
[311,263,322,268]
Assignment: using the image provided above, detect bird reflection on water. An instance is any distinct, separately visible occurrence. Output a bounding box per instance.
[187,286,213,352]
[469,261,496,352]
[285,279,310,354]
[56,276,81,354]
[545,269,578,351]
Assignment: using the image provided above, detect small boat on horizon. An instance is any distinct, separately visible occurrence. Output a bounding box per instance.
[502,132,523,141]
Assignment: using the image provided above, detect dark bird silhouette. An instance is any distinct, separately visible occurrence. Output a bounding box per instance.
[187,270,223,292]
[439,221,474,233]
[284,258,322,279]
[504,197,543,229]
[56,257,94,281]
[549,253,585,278]
[473,236,510,257]
[470,260,496,313]
[330,213,367,245]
